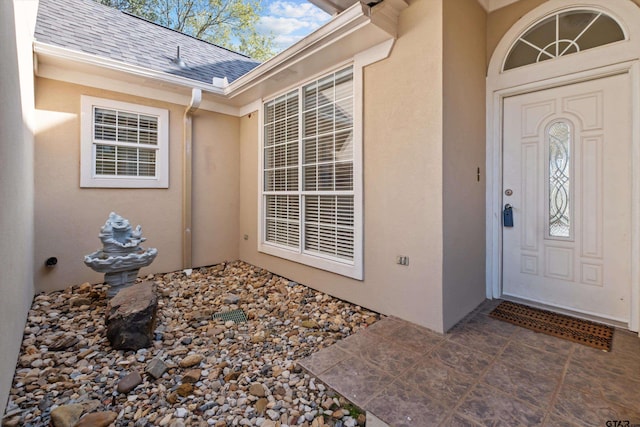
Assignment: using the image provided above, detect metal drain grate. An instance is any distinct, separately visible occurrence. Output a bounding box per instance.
[213,309,247,324]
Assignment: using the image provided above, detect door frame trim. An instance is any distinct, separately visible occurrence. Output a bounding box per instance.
[486,0,640,333]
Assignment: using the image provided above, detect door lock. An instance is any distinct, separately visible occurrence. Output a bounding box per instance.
[503,204,514,227]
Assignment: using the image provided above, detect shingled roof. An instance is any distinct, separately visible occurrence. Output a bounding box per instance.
[34,0,261,85]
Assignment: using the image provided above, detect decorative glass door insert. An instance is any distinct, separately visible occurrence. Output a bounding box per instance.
[548,121,571,238]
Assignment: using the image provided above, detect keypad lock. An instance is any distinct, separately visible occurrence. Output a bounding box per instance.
[503,204,514,227]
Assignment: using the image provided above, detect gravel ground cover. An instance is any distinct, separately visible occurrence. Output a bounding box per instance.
[3,261,379,427]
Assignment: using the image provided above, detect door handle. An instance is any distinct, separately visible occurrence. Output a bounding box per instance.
[503,204,514,227]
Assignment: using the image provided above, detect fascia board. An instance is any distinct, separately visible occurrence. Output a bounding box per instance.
[478,0,520,12]
[35,54,239,115]
[33,42,226,96]
[489,0,520,12]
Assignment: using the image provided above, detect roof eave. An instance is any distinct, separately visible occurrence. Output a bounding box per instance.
[33,42,226,96]
[33,0,408,111]
[308,0,355,15]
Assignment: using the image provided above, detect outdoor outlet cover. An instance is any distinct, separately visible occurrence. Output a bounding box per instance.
[397,256,409,266]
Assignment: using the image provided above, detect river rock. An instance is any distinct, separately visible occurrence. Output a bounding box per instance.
[117,371,142,393]
[301,320,319,329]
[179,354,203,368]
[5,261,379,426]
[105,281,157,350]
[255,397,268,414]
[50,404,83,427]
[249,383,266,397]
[182,368,201,383]
[73,411,117,427]
[176,382,193,397]
[49,334,79,351]
[222,293,240,304]
[145,357,168,379]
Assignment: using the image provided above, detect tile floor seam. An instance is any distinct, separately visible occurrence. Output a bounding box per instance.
[543,340,576,425]
[397,367,466,408]
[443,324,512,362]
[337,333,426,381]
[514,335,575,356]
[389,354,426,383]
[604,383,640,413]
[560,377,640,416]
[321,356,392,408]
[479,376,548,409]
[365,376,453,424]
[427,335,449,354]
[497,340,571,380]
[438,412,481,427]
[493,355,567,381]
[297,347,351,377]
[550,382,640,427]
[463,323,519,341]
[366,349,417,381]
[440,338,510,426]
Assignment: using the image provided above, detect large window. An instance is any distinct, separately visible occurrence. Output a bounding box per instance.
[81,96,169,188]
[260,67,362,278]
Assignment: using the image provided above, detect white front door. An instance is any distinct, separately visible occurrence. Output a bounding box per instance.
[502,73,632,323]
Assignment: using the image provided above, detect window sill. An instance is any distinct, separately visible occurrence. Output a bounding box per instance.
[259,242,363,280]
[80,176,168,189]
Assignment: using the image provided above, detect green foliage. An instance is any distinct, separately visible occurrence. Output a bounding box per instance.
[343,402,363,419]
[97,0,158,19]
[96,0,274,61]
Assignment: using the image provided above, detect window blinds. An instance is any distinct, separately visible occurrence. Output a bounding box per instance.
[263,67,355,262]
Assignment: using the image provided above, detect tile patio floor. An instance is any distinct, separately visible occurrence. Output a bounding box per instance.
[299,300,640,427]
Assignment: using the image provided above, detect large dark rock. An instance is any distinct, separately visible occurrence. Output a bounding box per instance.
[106,281,157,350]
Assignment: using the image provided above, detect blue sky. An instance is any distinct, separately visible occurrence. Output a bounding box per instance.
[257,0,331,52]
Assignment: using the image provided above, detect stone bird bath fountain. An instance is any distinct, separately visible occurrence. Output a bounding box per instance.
[84,212,158,298]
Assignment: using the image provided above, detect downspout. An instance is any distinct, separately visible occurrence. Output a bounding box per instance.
[183,88,202,269]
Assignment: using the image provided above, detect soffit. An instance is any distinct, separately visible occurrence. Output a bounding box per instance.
[309,0,520,14]
[481,0,520,12]
[308,0,361,15]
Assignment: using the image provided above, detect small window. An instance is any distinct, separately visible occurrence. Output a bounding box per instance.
[81,96,169,188]
[504,9,625,71]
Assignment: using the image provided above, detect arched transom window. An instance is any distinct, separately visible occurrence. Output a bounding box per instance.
[504,9,626,71]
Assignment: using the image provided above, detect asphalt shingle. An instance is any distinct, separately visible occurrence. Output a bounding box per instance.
[34,0,261,85]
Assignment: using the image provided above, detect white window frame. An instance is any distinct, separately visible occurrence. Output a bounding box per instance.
[259,64,361,279]
[258,64,360,279]
[502,8,627,72]
[257,41,394,280]
[80,95,169,188]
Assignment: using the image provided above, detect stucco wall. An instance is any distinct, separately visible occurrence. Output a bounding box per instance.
[442,0,487,330]
[239,0,446,332]
[191,111,240,268]
[0,0,37,414]
[34,78,240,293]
[486,0,545,65]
